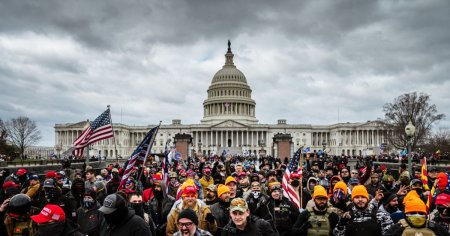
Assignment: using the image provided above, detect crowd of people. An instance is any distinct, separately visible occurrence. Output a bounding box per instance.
[0,153,449,236]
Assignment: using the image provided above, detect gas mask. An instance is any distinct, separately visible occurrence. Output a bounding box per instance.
[406,214,427,228]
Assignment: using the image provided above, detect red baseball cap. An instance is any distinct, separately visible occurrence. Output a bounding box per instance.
[290,173,301,179]
[31,204,65,223]
[152,174,162,181]
[436,193,450,205]
[16,168,27,176]
[2,181,19,190]
[182,186,197,196]
[45,171,57,179]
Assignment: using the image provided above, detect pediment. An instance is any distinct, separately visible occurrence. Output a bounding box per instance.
[210,120,249,128]
[67,121,89,128]
[357,120,384,129]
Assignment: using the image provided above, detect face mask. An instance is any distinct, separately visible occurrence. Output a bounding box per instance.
[309,183,316,190]
[45,188,61,203]
[437,207,449,217]
[252,191,260,199]
[291,180,300,187]
[333,189,346,203]
[130,203,144,218]
[37,221,65,235]
[414,188,424,195]
[18,175,27,183]
[104,207,128,226]
[407,214,427,227]
[83,199,96,209]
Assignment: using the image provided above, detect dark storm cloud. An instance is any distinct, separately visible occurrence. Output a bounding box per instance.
[0,0,449,146]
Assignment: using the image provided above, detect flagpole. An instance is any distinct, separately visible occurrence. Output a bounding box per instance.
[143,121,162,166]
[299,147,303,209]
[135,122,162,186]
[86,144,90,167]
[107,105,119,163]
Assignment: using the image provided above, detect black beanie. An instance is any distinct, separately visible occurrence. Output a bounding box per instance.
[382,191,397,206]
[178,208,198,225]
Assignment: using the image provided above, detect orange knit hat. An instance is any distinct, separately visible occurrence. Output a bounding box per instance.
[217,184,230,197]
[225,176,237,185]
[403,189,421,206]
[333,181,348,196]
[351,185,369,200]
[404,196,427,214]
[313,185,328,199]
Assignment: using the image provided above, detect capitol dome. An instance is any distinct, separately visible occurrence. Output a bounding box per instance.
[201,41,258,124]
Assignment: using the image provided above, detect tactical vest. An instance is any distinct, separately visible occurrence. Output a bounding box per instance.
[273,201,293,231]
[399,219,436,236]
[306,207,331,236]
[11,219,34,236]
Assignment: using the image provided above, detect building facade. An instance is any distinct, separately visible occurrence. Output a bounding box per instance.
[55,42,389,159]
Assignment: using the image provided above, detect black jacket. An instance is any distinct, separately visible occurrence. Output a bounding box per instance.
[221,215,277,236]
[76,204,105,236]
[210,200,231,236]
[255,197,297,235]
[101,210,152,236]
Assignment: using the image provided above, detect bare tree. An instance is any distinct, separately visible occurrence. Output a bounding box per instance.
[4,116,42,159]
[0,119,6,143]
[420,127,450,154]
[382,92,445,149]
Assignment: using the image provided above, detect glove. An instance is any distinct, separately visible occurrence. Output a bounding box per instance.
[205,213,215,223]
[339,216,349,226]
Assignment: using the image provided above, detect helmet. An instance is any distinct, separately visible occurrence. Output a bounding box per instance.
[43,178,57,188]
[8,194,31,215]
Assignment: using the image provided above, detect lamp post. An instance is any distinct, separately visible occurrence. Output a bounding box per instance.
[405,120,416,175]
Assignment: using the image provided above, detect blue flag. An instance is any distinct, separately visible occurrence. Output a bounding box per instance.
[400,149,407,156]
[303,147,310,153]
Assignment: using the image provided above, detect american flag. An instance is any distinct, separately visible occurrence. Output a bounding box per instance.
[282,148,302,210]
[72,109,114,157]
[119,125,159,190]
[162,140,171,193]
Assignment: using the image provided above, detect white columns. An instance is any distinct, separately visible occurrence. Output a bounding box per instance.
[226,131,228,147]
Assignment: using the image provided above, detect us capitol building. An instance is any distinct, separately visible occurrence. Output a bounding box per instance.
[55,42,388,159]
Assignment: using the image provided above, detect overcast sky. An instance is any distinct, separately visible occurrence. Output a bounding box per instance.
[1,0,449,146]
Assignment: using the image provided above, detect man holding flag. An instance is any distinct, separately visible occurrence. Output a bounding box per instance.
[119,125,159,191]
[282,147,305,210]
